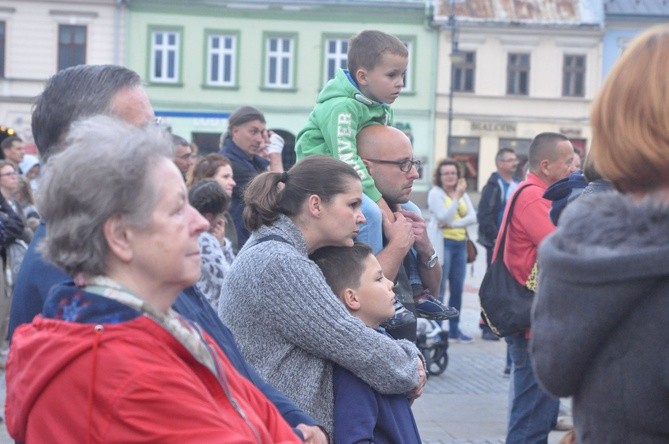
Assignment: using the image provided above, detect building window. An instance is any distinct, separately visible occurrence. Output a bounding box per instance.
[0,22,5,78]
[562,55,585,97]
[58,25,86,71]
[448,136,480,191]
[265,36,294,89]
[207,34,236,86]
[401,39,413,92]
[324,38,348,83]
[151,30,180,83]
[507,53,529,95]
[453,51,475,92]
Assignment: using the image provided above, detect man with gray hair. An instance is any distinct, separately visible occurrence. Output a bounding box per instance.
[219,105,284,247]
[8,64,326,443]
[171,134,195,179]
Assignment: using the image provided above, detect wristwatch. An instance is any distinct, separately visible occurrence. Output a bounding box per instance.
[423,250,438,268]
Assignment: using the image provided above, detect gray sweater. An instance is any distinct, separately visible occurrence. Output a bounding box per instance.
[218,214,420,435]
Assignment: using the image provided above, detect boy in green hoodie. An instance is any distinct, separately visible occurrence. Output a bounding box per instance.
[296,30,455,327]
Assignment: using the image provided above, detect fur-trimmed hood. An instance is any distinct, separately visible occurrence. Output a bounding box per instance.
[532,191,669,397]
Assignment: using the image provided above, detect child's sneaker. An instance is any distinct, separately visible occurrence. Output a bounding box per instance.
[380,300,416,330]
[414,290,459,320]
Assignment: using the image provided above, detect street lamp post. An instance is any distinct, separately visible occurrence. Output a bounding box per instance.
[446,0,462,158]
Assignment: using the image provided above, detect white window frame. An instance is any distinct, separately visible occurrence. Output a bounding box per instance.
[323,37,348,84]
[265,36,294,89]
[562,54,586,97]
[507,52,530,96]
[150,30,180,83]
[207,34,236,86]
[401,39,413,92]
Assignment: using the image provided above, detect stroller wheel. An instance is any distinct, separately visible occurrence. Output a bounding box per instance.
[425,344,448,376]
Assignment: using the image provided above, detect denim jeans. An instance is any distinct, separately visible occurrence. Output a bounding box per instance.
[439,238,466,336]
[357,194,383,254]
[505,335,559,444]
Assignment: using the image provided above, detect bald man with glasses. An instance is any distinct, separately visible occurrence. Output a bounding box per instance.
[356,124,456,342]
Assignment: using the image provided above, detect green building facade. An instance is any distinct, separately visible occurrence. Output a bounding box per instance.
[126,0,438,191]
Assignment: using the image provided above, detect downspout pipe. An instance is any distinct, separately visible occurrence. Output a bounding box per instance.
[113,0,127,65]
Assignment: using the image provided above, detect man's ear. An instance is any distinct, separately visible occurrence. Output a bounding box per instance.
[306,194,323,218]
[539,159,550,176]
[103,214,133,263]
[341,288,361,312]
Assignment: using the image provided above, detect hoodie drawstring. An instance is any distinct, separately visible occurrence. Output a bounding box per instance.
[87,324,104,444]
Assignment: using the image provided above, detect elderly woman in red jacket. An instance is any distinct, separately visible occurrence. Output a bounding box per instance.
[5,115,302,443]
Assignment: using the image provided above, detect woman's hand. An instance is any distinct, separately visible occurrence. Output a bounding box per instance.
[455,178,467,197]
[408,357,427,403]
[296,424,329,443]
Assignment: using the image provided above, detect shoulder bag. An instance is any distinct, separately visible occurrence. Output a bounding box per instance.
[466,233,478,264]
[478,184,534,337]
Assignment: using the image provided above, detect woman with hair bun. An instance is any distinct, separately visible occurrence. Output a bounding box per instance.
[219,155,425,436]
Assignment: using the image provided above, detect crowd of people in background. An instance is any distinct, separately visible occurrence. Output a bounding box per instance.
[0,22,667,443]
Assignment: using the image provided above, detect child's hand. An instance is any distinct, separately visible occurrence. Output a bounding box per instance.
[382,211,413,254]
[211,218,226,246]
[398,209,431,258]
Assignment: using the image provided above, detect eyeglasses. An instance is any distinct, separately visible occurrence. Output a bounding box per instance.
[500,158,518,163]
[177,152,194,161]
[364,158,421,173]
[0,171,17,177]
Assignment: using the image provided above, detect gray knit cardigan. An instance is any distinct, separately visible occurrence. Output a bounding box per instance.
[218,214,420,435]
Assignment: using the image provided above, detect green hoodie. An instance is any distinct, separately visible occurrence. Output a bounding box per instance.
[295,69,393,203]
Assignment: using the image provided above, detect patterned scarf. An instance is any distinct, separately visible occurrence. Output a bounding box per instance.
[85,276,218,375]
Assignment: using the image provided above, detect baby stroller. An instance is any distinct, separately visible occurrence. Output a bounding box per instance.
[416,318,449,376]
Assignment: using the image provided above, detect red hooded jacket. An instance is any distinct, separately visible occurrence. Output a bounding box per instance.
[6,315,302,443]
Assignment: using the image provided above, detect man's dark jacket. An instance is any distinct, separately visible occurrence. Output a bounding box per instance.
[477,172,505,248]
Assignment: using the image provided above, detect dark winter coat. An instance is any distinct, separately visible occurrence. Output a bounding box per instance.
[532,192,669,443]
